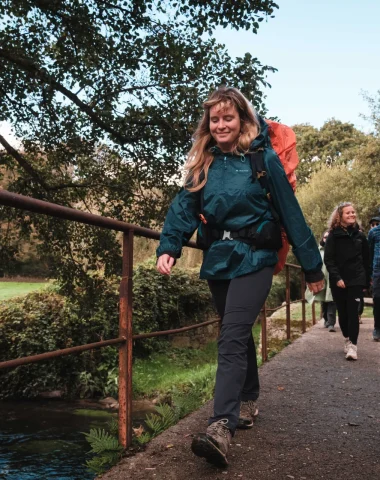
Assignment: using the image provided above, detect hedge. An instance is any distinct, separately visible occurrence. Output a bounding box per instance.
[0,264,214,399]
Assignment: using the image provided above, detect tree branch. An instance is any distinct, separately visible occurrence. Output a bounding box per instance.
[0,134,50,191]
[0,48,137,146]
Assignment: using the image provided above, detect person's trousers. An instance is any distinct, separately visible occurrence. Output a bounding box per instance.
[372,274,380,330]
[207,267,274,433]
[330,285,363,345]
[373,297,380,330]
[322,301,337,327]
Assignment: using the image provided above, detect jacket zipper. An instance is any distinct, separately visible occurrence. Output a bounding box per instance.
[223,156,227,189]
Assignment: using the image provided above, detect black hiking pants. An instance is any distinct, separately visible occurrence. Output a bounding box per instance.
[331,285,363,345]
[207,267,274,433]
[372,274,380,330]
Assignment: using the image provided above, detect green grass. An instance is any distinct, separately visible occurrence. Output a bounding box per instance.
[0,282,48,301]
[132,341,218,398]
[271,302,314,322]
[362,306,373,318]
[286,302,314,321]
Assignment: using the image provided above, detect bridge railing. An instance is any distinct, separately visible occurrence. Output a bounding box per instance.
[0,189,315,448]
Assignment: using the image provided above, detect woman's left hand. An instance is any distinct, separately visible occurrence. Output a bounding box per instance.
[307,280,325,294]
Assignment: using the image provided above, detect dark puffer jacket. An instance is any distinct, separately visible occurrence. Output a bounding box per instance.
[324,225,370,288]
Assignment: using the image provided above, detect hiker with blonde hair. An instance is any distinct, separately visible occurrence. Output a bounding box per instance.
[324,202,370,360]
[156,87,324,467]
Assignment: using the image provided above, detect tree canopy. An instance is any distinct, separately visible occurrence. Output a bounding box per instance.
[0,0,278,290]
[297,135,380,239]
[293,119,370,185]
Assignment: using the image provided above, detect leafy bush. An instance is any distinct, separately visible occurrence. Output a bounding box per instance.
[0,264,214,399]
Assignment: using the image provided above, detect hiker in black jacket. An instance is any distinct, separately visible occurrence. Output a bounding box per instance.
[324,202,370,360]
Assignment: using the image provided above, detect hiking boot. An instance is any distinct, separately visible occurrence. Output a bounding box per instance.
[237,400,259,429]
[344,338,351,354]
[346,343,358,361]
[191,419,231,467]
[373,329,380,342]
[324,321,329,328]
[328,325,336,332]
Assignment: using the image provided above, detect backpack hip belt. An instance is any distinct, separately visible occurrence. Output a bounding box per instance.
[197,220,282,251]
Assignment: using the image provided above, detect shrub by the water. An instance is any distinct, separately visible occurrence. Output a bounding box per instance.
[0,264,214,399]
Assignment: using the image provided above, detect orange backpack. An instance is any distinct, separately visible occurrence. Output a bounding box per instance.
[266,120,299,274]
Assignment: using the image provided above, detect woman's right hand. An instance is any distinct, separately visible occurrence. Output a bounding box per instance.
[157,254,175,275]
[337,279,346,288]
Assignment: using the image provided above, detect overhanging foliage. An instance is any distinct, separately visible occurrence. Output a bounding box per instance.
[0,0,278,288]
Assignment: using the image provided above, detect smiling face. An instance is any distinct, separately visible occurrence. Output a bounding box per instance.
[209,102,241,152]
[340,205,356,227]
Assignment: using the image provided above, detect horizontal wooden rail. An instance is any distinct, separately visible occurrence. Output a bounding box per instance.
[0,189,198,247]
[133,318,220,339]
[0,337,126,370]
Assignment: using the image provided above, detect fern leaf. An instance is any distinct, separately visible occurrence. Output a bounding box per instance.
[135,432,151,445]
[107,417,119,436]
[83,428,122,454]
[145,403,179,437]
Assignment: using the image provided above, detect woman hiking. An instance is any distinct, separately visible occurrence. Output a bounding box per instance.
[324,202,370,361]
[156,87,324,467]
[307,231,337,331]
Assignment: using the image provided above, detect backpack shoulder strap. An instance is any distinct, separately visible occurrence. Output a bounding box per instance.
[249,150,280,222]
[250,150,270,197]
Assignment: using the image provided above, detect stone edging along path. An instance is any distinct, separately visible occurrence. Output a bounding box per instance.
[100,318,380,480]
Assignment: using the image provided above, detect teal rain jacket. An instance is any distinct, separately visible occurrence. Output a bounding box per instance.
[156,118,323,282]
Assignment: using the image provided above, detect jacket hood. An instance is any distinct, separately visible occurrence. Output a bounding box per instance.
[250,115,270,151]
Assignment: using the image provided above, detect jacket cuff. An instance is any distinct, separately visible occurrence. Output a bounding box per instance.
[156,251,179,265]
[304,270,324,283]
[330,275,342,286]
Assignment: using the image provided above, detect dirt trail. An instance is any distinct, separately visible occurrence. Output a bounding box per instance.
[100,318,380,480]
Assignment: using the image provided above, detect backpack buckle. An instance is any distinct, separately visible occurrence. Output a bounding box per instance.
[222,230,232,241]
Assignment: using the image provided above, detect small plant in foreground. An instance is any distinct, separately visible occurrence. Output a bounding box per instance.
[145,403,179,436]
[83,420,122,475]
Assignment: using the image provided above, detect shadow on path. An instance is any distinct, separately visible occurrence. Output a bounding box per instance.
[100,318,380,480]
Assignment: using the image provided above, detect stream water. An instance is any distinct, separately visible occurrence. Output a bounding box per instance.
[0,399,152,480]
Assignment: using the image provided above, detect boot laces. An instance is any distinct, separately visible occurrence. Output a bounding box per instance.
[208,419,229,437]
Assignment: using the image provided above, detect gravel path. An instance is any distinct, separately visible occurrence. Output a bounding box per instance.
[100,317,380,480]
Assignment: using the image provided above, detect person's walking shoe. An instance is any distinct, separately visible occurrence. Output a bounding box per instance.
[373,329,380,341]
[328,325,336,332]
[191,419,231,467]
[237,400,259,429]
[344,338,351,354]
[324,321,329,328]
[346,343,358,361]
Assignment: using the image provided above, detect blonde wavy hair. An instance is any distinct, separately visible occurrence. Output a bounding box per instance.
[184,87,260,192]
[328,202,358,231]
